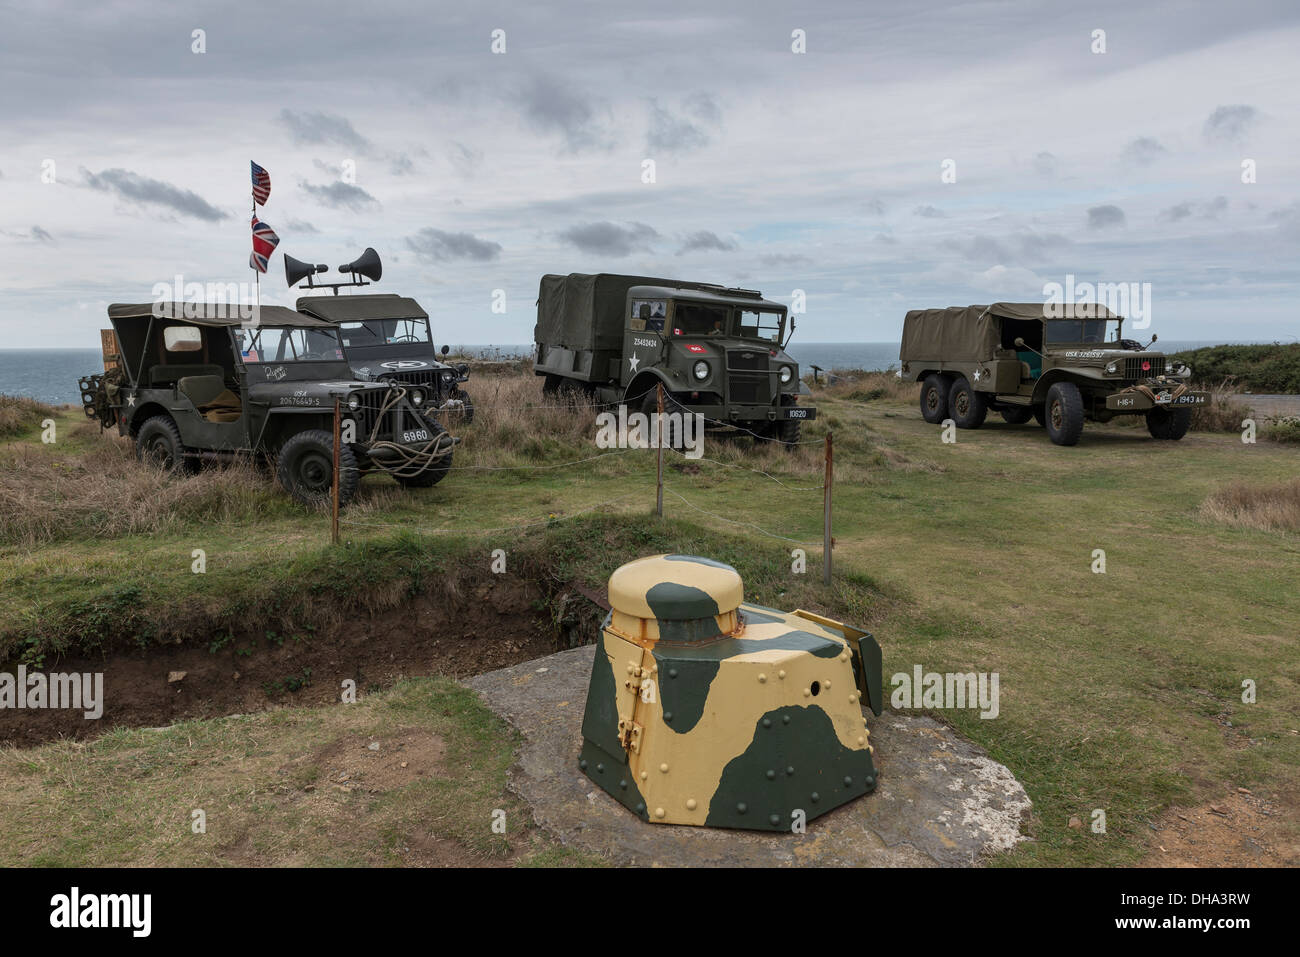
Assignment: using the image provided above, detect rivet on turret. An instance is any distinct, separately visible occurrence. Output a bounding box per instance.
[803,689,810,698]
[640,771,648,781]
[596,763,605,773]
[769,813,780,826]
[766,769,776,780]
[778,670,786,679]
[783,715,791,724]
[810,792,820,803]
[736,802,748,814]
[849,694,857,704]
[758,673,767,683]
[687,798,697,811]
[843,775,852,787]
[659,763,669,773]
[619,779,628,789]
[579,759,588,770]
[786,766,795,776]
[626,665,635,674]
[668,668,678,679]
[857,736,865,746]
[761,717,771,729]
[654,807,665,819]
[824,680,831,690]
[636,803,646,814]
[839,652,848,662]
[664,712,673,722]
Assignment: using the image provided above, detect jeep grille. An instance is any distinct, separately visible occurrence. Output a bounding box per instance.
[1124,356,1166,379]
[726,349,772,405]
[379,369,454,395]
[350,388,426,439]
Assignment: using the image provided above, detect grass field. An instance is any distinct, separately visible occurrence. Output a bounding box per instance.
[1,372,1296,866]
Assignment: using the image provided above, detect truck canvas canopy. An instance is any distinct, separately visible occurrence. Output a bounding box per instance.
[900,302,1122,363]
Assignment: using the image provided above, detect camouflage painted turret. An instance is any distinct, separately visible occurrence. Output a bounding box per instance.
[578,554,884,832]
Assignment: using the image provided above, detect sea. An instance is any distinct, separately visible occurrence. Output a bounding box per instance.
[0,341,1273,406]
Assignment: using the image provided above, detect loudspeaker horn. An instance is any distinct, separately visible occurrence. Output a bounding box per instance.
[338,247,382,283]
[285,254,328,288]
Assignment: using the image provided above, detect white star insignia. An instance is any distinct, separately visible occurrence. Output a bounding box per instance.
[126,392,136,406]
[628,354,640,372]
[973,369,983,381]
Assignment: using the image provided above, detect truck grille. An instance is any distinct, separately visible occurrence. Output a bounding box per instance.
[1124,356,1166,379]
[727,350,772,405]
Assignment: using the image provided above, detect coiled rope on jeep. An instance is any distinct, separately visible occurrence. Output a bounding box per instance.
[361,386,457,478]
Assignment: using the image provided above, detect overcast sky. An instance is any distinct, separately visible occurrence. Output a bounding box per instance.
[1,0,1297,348]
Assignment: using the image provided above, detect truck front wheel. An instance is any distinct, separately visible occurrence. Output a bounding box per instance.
[1146,406,1192,441]
[920,374,949,424]
[948,376,988,429]
[277,429,359,508]
[1044,383,1085,446]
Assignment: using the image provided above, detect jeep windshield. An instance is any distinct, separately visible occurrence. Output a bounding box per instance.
[336,318,432,352]
[238,326,345,363]
[1045,318,1122,345]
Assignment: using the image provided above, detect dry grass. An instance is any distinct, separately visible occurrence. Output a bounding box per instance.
[813,369,919,404]
[1200,478,1300,533]
[0,422,401,548]
[1190,378,1254,432]
[0,395,57,440]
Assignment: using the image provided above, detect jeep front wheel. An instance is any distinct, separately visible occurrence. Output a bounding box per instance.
[948,376,988,429]
[136,416,193,474]
[1146,406,1192,441]
[920,374,949,424]
[1044,382,1085,446]
[277,429,358,507]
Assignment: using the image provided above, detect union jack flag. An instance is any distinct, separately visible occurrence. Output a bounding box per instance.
[250,161,271,206]
[250,216,280,273]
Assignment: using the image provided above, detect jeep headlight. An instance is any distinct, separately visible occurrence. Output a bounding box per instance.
[692,360,710,381]
[779,364,794,384]
[409,388,424,406]
[1105,361,1119,374]
[347,394,361,411]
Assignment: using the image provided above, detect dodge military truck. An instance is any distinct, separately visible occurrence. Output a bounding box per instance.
[295,293,474,423]
[78,302,455,507]
[899,302,1209,446]
[533,273,814,444]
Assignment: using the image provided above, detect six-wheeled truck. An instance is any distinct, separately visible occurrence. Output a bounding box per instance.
[533,273,815,444]
[79,302,455,507]
[899,302,1209,445]
[295,292,475,423]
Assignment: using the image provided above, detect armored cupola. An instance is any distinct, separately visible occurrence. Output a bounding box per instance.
[607,554,743,645]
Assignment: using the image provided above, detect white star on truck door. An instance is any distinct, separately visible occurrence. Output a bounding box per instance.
[628,354,640,372]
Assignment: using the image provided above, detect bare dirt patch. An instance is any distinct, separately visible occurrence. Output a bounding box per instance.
[1142,790,1299,867]
[1,576,586,747]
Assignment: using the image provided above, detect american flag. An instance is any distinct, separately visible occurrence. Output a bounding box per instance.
[250,161,271,205]
[250,216,280,273]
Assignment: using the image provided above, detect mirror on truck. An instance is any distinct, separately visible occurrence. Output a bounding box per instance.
[441,344,450,355]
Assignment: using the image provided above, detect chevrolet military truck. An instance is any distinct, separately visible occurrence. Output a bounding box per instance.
[899,302,1208,446]
[533,273,815,444]
[78,302,455,507]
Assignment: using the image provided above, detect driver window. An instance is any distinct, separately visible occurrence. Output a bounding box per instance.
[629,299,666,333]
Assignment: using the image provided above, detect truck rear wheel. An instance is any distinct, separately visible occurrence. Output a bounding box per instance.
[1146,406,1192,441]
[136,416,193,474]
[1000,406,1034,425]
[277,429,358,508]
[920,374,949,424]
[948,376,987,429]
[1044,383,1084,446]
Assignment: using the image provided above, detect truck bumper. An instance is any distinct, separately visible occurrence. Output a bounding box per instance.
[1105,388,1210,412]
[680,402,817,423]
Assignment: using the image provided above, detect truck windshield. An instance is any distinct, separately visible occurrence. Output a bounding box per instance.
[1045,319,1122,344]
[337,318,431,347]
[672,302,729,336]
[737,309,783,343]
[238,327,344,363]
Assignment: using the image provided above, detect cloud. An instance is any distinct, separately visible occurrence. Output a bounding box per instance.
[1202,195,1228,219]
[557,221,658,256]
[862,198,885,216]
[30,225,53,242]
[284,218,319,234]
[759,253,811,267]
[647,95,722,154]
[81,167,228,221]
[298,180,379,211]
[1033,151,1057,176]
[1087,204,1126,229]
[389,153,415,176]
[277,109,373,154]
[1121,137,1166,166]
[447,142,483,177]
[1203,104,1257,144]
[518,74,611,151]
[913,205,946,218]
[1159,202,1193,222]
[676,230,735,255]
[405,227,502,262]
[1160,197,1228,222]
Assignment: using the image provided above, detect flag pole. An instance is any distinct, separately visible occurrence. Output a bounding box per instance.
[252,187,260,309]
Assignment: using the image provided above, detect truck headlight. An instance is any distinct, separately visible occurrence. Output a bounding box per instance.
[1105,361,1118,374]
[779,365,794,384]
[1173,362,1190,376]
[692,360,710,381]
[347,394,361,411]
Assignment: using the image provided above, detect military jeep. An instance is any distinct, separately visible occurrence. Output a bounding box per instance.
[295,293,474,424]
[79,302,455,507]
[899,302,1209,446]
[534,273,815,445]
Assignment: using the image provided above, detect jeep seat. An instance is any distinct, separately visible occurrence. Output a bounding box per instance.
[148,363,223,387]
[178,375,242,422]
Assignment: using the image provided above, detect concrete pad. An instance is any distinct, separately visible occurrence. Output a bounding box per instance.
[466,644,1031,867]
